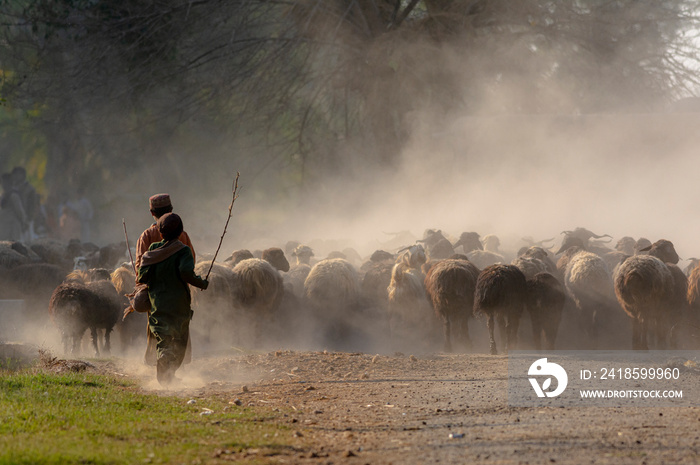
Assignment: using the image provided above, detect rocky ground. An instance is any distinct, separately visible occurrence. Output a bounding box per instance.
[144,350,700,464]
[5,343,700,464]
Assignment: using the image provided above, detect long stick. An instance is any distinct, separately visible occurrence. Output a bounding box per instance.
[122,218,137,275]
[205,172,241,281]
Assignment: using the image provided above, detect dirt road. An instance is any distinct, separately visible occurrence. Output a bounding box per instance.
[142,350,700,464]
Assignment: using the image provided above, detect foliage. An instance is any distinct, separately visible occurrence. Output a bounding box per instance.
[0,0,699,242]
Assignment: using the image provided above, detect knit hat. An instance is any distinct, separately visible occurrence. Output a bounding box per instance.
[149,193,172,210]
[157,212,183,241]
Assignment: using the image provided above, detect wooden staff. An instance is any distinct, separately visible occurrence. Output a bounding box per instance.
[205,172,241,282]
[122,218,139,320]
[122,218,137,274]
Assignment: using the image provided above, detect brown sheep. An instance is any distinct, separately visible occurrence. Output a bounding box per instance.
[284,264,312,298]
[424,258,480,352]
[427,238,455,260]
[520,246,558,277]
[262,247,290,272]
[48,270,121,356]
[474,264,527,355]
[360,261,393,311]
[614,254,673,350]
[453,232,483,254]
[631,239,686,349]
[526,272,566,350]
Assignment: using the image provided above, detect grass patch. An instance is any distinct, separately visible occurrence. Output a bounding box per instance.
[0,370,291,464]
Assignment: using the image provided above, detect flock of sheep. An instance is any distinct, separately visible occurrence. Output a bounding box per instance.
[1,225,698,357]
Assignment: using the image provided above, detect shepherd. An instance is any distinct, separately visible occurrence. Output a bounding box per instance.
[137,213,208,385]
[129,193,197,368]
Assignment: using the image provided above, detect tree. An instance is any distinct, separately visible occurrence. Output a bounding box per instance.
[0,0,699,242]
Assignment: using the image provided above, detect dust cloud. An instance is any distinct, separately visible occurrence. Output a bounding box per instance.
[5,7,700,385]
[162,110,700,271]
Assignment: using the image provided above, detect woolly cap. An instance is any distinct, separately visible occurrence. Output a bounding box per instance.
[157,212,183,241]
[149,193,171,210]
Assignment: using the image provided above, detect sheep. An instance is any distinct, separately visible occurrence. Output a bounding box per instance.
[525,272,566,350]
[561,248,616,346]
[665,263,688,348]
[453,232,483,254]
[97,242,128,269]
[231,258,284,348]
[29,238,72,268]
[474,264,527,355]
[284,240,300,257]
[424,258,480,352]
[387,259,436,352]
[224,249,254,267]
[686,263,700,347]
[684,258,700,277]
[284,263,312,299]
[639,239,679,264]
[110,264,148,353]
[191,260,236,348]
[419,229,448,253]
[602,250,629,275]
[0,241,33,269]
[261,247,290,272]
[557,227,613,256]
[396,244,427,269]
[427,238,455,260]
[360,261,393,311]
[482,234,501,253]
[378,230,418,252]
[466,249,505,270]
[635,238,652,254]
[517,237,555,257]
[292,245,314,266]
[636,239,686,348]
[360,249,395,274]
[511,255,565,350]
[327,251,347,260]
[304,258,361,350]
[511,256,549,280]
[614,254,674,350]
[49,282,102,355]
[556,244,585,275]
[48,270,121,356]
[519,246,559,276]
[615,236,636,256]
[0,262,68,324]
[341,247,363,268]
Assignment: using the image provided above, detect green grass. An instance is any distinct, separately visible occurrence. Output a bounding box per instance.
[0,370,291,464]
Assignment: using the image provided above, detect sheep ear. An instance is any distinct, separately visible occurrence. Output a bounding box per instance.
[639,245,652,252]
